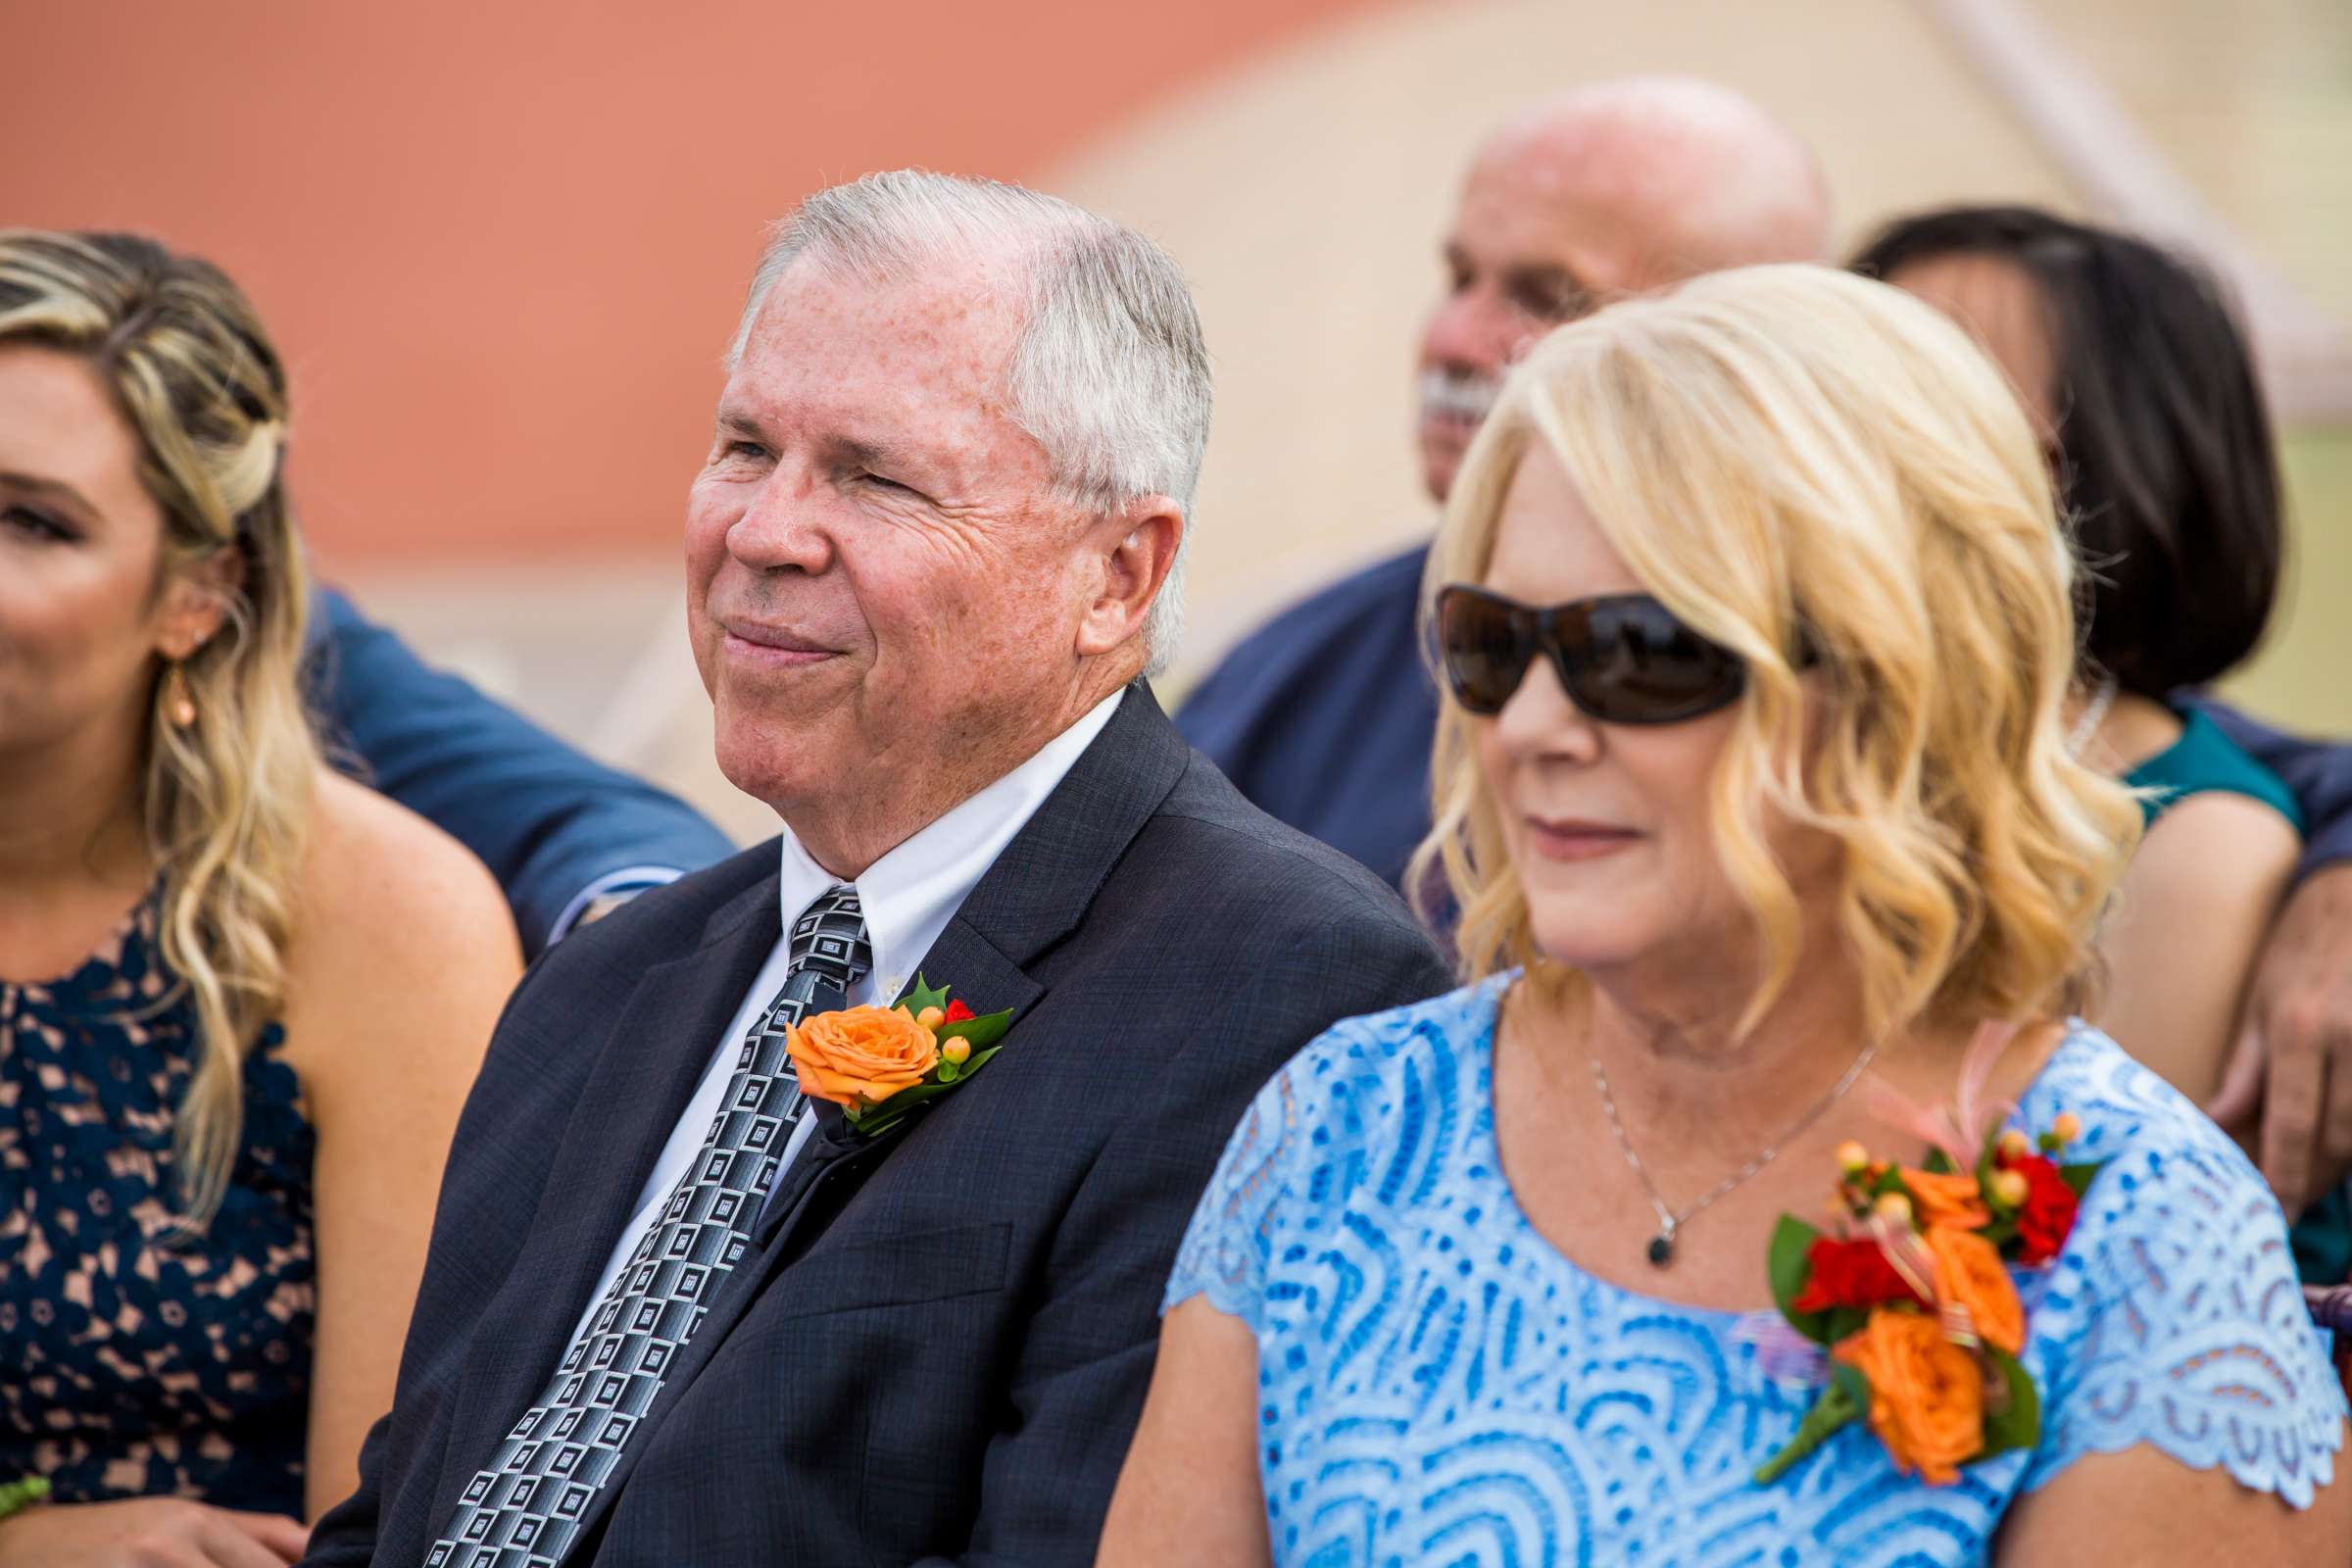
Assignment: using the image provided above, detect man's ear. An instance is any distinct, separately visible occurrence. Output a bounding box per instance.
[1074,499,1183,660]
[152,544,245,660]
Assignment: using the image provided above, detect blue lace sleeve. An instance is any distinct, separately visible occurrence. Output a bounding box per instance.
[1161,1058,1310,1334]
[2020,1040,2347,1506]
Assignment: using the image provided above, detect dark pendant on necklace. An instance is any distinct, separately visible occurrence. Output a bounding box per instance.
[1646,1233,1675,1267]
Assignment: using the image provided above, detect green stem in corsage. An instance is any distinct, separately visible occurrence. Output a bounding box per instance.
[1753,1366,1867,1485]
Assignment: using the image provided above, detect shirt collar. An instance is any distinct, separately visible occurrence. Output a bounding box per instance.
[774,690,1124,1003]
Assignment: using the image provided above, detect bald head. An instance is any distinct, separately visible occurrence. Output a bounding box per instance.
[1480,78,1831,275]
[1414,76,1830,499]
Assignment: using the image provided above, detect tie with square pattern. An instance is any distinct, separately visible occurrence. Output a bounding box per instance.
[425,885,870,1568]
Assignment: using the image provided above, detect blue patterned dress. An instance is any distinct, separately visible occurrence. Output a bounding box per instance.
[0,891,315,1514]
[1165,980,2346,1567]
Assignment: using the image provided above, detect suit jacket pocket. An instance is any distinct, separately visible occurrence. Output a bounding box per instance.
[775,1219,1012,1320]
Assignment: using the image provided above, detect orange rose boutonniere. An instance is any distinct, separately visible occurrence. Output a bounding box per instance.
[1750,1020,2109,1488]
[786,977,1012,1139]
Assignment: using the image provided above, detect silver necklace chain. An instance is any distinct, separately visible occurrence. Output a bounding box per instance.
[1590,1032,1886,1267]
[2068,673,2121,757]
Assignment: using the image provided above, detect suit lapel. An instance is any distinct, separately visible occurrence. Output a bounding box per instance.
[436,873,782,1505]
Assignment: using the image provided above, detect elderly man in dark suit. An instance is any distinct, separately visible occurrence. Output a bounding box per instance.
[301,171,1449,1568]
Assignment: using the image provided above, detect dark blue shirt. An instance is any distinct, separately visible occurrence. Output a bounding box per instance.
[1177,544,1436,887]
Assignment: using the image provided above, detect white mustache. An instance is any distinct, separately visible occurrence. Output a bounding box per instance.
[1418,368,1501,426]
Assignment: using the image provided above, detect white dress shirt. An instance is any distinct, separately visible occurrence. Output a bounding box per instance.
[566,691,1123,1343]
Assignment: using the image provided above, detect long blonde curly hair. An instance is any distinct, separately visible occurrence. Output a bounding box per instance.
[0,231,318,1226]
[1410,264,2141,1045]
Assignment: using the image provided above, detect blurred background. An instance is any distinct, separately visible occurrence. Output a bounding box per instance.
[10,0,2347,845]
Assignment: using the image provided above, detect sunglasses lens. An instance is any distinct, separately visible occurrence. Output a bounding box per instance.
[1436,589,1531,714]
[1564,599,1747,723]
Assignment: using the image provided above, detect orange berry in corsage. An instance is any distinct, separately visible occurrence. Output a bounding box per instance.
[943,1037,971,1066]
[915,1005,946,1030]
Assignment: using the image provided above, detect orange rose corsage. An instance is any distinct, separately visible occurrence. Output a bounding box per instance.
[785,975,1012,1139]
[1750,1021,2108,1487]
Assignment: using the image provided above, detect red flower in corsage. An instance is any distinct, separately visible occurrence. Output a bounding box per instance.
[785,975,1013,1140]
[1750,1024,2107,1488]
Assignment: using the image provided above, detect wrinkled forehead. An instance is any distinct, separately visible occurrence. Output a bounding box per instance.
[1450,128,1727,297]
[725,253,1040,463]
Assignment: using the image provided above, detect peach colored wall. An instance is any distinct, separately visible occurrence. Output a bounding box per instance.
[3,0,1378,570]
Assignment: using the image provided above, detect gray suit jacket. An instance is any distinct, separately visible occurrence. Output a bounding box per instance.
[303,685,1451,1566]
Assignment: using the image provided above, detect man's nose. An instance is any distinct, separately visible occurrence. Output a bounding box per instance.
[726,466,833,575]
[1420,287,1531,378]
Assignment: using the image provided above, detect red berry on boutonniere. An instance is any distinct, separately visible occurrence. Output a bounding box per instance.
[944,999,975,1024]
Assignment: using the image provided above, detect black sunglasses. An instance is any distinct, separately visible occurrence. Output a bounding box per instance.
[1432,583,1750,723]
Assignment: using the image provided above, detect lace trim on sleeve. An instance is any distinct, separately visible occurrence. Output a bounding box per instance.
[2021,1038,2347,1508]
[1162,1061,1306,1333]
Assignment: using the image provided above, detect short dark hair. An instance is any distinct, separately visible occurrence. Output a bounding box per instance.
[1850,206,2281,697]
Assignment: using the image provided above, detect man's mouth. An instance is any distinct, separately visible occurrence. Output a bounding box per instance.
[1418,368,1502,431]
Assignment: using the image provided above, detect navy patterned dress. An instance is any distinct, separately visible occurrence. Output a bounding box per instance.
[0,890,315,1515]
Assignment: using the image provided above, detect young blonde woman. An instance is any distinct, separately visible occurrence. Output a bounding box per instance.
[1099,266,2350,1565]
[0,231,519,1566]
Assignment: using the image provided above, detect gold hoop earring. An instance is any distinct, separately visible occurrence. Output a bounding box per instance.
[164,664,198,728]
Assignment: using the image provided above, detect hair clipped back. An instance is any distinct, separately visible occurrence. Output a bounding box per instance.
[0,230,318,1226]
[1851,205,2281,697]
[1413,264,2140,1043]
[728,172,1212,676]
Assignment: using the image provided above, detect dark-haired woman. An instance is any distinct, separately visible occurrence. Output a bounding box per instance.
[1858,206,2345,1280]
[0,231,520,1563]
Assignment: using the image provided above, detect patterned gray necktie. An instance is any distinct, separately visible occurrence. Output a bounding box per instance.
[425,885,870,1568]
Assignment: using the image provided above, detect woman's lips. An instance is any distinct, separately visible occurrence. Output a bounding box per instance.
[1525,817,1642,862]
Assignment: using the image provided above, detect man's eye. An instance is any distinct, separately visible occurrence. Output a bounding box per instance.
[1515,281,1592,323]
[724,440,769,462]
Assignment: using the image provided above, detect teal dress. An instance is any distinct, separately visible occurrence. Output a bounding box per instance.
[2125,704,2345,1283]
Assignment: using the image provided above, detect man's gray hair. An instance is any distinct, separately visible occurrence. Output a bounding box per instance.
[728,171,1211,676]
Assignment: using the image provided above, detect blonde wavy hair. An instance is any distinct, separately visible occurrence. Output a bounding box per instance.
[1410,264,2141,1044]
[0,231,318,1225]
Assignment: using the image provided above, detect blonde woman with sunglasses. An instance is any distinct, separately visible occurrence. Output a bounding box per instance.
[1100,265,2350,1567]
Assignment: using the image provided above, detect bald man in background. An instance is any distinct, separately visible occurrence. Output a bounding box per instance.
[1178,77,1829,886]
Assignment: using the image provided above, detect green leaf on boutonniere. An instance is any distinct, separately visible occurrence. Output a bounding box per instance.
[938,1008,1013,1053]
[843,1046,1005,1139]
[2058,1161,2104,1200]
[897,974,953,1015]
[1979,1346,2040,1457]
[1768,1216,1833,1344]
